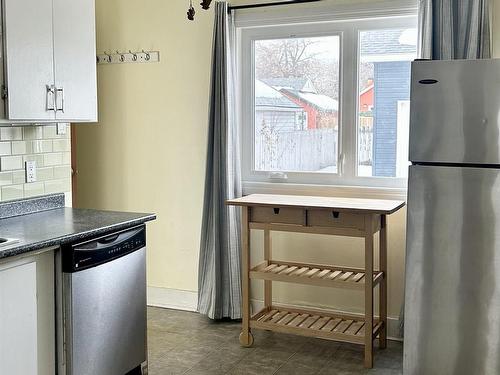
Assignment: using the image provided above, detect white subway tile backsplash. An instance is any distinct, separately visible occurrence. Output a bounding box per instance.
[32,139,53,153]
[38,167,54,181]
[0,124,71,201]
[45,178,71,194]
[42,125,58,139]
[0,172,13,186]
[23,126,44,140]
[0,127,23,141]
[53,139,70,152]
[44,152,63,166]
[1,184,23,200]
[62,152,71,165]
[12,141,31,155]
[0,142,11,156]
[24,182,45,197]
[12,170,25,184]
[0,155,23,171]
[53,165,71,179]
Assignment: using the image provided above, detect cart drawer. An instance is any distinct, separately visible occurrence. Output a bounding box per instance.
[307,210,365,230]
[250,207,305,225]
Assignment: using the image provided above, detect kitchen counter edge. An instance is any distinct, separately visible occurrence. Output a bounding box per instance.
[0,208,156,261]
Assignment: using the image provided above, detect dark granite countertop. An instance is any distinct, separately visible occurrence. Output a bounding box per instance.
[0,207,156,260]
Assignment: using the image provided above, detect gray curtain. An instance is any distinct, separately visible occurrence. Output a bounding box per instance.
[198,1,243,320]
[401,0,491,336]
[418,0,491,59]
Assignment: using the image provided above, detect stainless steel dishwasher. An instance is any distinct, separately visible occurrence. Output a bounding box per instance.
[57,225,147,375]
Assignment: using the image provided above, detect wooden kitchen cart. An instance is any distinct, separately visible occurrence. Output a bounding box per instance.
[226,194,405,368]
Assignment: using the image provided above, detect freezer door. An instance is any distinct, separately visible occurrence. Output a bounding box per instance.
[404,165,500,375]
[410,59,500,164]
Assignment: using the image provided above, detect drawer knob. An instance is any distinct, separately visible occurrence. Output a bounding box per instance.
[273,208,280,215]
[332,211,340,219]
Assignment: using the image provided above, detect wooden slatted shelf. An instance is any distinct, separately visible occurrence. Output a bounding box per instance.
[251,306,383,344]
[250,260,384,289]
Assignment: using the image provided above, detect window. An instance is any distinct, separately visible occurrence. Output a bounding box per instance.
[239,8,418,189]
[254,36,340,173]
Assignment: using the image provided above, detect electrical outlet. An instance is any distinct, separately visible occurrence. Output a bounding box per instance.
[56,123,68,135]
[25,161,37,183]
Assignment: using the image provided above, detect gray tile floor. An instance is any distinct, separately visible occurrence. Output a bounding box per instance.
[147,307,402,375]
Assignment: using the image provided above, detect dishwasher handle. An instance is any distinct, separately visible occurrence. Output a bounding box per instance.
[97,233,120,244]
[73,226,143,252]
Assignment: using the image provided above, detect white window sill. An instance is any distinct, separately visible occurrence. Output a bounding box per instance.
[242,181,407,201]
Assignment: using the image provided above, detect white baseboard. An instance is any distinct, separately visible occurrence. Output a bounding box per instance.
[147,286,198,312]
[146,287,402,341]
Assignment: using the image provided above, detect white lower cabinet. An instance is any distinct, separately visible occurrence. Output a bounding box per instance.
[0,250,55,375]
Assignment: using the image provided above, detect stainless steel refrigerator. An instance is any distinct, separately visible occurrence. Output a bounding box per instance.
[404,59,500,375]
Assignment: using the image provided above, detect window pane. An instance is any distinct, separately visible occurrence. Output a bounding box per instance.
[357,28,417,178]
[254,36,340,173]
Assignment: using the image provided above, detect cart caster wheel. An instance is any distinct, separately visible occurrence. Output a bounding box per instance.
[239,332,254,347]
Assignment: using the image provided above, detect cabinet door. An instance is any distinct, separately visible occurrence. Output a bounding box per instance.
[53,0,97,122]
[3,0,56,120]
[0,251,55,375]
[0,261,38,374]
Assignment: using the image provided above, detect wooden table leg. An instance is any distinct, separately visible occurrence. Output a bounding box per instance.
[364,215,374,368]
[379,215,387,349]
[264,228,272,309]
[239,206,254,347]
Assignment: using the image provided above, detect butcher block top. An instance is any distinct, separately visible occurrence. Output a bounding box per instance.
[226,194,405,215]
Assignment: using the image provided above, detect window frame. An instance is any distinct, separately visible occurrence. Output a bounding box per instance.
[237,5,418,195]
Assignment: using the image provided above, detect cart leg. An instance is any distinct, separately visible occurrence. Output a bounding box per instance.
[264,228,272,309]
[240,207,253,347]
[364,215,374,368]
[379,215,388,349]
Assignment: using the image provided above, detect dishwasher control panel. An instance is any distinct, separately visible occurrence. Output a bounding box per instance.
[62,225,146,272]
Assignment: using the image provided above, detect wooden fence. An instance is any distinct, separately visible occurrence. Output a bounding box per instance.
[255,124,373,172]
[359,116,373,166]
[255,128,338,172]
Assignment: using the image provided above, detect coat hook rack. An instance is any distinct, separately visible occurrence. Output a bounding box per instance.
[96,50,160,65]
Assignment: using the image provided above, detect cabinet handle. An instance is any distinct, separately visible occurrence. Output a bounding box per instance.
[46,85,55,111]
[55,87,64,112]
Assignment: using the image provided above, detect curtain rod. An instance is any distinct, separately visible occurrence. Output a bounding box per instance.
[228,0,321,12]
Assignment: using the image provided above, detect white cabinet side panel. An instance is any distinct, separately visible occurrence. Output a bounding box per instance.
[37,250,56,375]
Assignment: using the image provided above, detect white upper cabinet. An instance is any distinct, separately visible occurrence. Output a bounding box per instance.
[3,0,56,121]
[53,0,97,122]
[1,0,97,123]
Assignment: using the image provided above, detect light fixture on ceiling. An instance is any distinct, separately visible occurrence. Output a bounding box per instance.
[187,0,213,21]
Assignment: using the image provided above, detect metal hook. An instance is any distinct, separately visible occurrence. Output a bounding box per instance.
[116,50,125,62]
[142,49,151,61]
[116,50,124,62]
[129,50,138,61]
[104,51,112,63]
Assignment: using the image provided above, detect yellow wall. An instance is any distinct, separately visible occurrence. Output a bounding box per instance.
[76,0,214,291]
[78,0,500,321]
